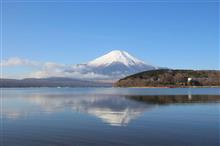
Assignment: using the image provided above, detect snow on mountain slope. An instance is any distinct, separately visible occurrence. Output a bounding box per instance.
[88,50,146,67]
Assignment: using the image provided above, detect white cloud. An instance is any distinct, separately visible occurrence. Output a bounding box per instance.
[43,62,66,70]
[1,57,39,67]
[2,57,110,79]
[1,57,67,78]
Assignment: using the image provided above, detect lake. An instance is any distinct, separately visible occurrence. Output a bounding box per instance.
[1,88,219,146]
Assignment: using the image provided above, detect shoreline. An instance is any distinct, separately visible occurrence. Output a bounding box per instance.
[115,86,220,88]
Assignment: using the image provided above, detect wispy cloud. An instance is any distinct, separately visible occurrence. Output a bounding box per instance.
[30,70,109,79]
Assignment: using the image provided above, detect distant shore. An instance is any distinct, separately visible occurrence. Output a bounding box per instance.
[1,86,220,88]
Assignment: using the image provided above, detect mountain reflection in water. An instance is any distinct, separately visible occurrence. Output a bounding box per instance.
[3,90,220,126]
[4,94,154,126]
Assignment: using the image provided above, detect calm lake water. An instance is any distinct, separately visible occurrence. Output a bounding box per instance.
[1,88,220,146]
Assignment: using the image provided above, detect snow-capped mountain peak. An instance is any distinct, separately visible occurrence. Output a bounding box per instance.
[64,50,157,80]
[88,50,145,67]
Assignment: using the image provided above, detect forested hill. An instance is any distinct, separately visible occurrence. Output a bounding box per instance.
[115,69,220,87]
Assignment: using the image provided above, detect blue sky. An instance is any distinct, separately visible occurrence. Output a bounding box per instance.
[1,0,219,78]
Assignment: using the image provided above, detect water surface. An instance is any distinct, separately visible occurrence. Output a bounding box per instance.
[1,88,220,146]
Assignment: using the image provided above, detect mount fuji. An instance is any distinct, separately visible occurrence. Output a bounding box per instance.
[66,50,157,80]
[0,50,159,87]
